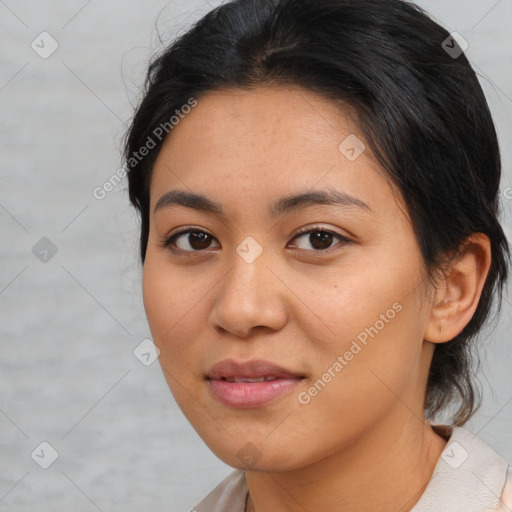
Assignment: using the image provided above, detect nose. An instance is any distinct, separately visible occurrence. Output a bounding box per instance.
[208,245,289,338]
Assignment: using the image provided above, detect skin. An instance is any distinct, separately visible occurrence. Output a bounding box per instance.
[142,85,492,512]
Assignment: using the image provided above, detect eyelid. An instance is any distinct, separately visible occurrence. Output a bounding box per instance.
[292,223,348,239]
[166,225,214,240]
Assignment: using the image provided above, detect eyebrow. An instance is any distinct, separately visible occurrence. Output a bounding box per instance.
[153,188,372,217]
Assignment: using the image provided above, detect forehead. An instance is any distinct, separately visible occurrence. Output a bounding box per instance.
[149,86,402,219]
[161,85,356,153]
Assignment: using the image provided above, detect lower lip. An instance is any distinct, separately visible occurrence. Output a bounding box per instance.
[208,378,302,408]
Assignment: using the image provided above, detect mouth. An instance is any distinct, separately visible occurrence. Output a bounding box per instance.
[206,359,305,408]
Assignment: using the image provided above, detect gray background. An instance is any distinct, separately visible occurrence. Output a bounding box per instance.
[1,1,511,511]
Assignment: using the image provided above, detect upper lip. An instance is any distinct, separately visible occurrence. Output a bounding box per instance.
[207,359,304,380]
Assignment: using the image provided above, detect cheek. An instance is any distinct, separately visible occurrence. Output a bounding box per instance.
[142,254,207,367]
[293,243,429,392]
[292,255,424,351]
[142,257,214,425]
[281,263,429,450]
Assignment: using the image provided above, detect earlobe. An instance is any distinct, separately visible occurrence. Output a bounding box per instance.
[424,233,492,344]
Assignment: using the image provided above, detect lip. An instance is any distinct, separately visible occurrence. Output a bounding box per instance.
[206,359,305,408]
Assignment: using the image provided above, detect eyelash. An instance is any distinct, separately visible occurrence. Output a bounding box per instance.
[161,225,352,256]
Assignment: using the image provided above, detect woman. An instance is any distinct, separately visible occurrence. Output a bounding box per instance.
[123,0,512,510]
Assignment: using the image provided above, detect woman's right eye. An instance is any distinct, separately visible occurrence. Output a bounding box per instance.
[163,229,220,253]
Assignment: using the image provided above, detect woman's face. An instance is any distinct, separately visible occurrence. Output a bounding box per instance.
[143,86,436,471]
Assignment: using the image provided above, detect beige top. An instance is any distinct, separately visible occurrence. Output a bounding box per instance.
[194,425,512,511]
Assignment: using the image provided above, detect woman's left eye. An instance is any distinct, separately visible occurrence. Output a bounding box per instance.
[289,229,350,252]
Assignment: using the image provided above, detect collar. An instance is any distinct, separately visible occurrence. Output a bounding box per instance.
[410,425,508,511]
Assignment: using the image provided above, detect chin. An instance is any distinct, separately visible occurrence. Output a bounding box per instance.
[197,430,311,473]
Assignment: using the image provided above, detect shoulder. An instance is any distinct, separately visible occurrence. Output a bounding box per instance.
[193,469,247,512]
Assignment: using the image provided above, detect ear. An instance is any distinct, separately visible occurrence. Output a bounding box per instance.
[424,233,492,343]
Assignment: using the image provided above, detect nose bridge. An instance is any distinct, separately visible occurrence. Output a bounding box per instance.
[209,237,288,336]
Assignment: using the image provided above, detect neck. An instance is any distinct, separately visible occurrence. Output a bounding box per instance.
[245,415,448,512]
